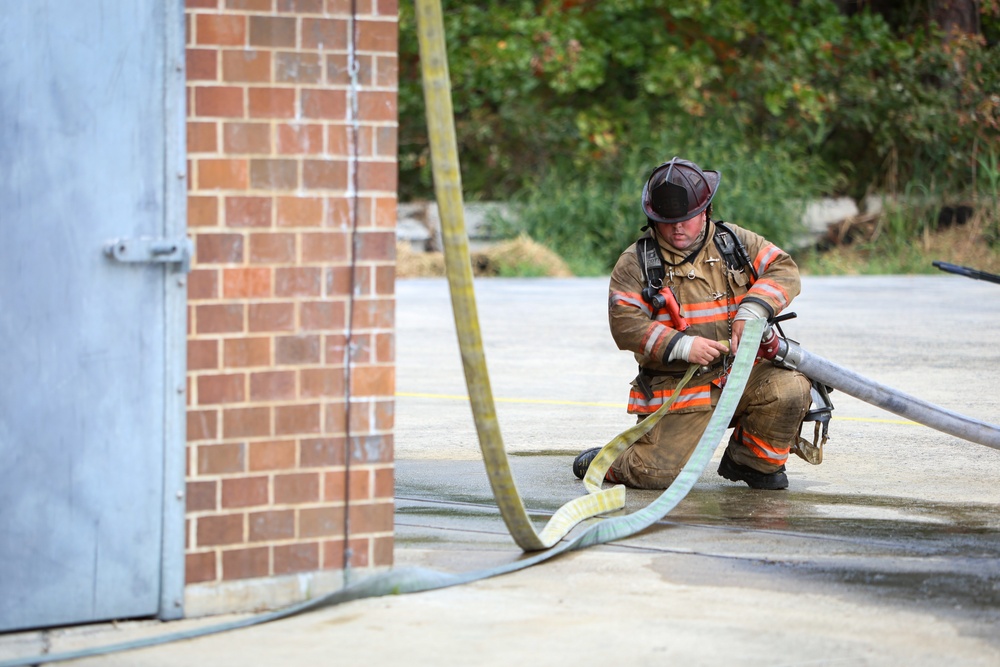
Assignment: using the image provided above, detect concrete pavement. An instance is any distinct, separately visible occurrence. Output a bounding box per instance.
[2,275,999,666]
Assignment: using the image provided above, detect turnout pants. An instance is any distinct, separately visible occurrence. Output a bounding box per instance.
[610,363,812,490]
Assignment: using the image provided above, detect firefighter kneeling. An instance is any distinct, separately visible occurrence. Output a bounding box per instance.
[573,158,813,490]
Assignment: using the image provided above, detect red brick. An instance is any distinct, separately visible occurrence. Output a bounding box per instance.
[301,90,346,120]
[198,158,249,189]
[187,409,219,441]
[324,468,370,501]
[350,433,392,464]
[186,551,217,584]
[222,267,272,298]
[326,53,350,86]
[375,54,397,88]
[326,123,349,155]
[197,232,244,263]
[275,267,322,297]
[194,86,245,118]
[324,401,347,435]
[324,333,348,365]
[250,370,296,401]
[299,368,343,398]
[274,472,320,504]
[196,14,246,46]
[359,230,394,260]
[276,53,322,84]
[321,538,369,569]
[375,265,395,296]
[374,398,393,431]
[248,88,295,118]
[188,195,219,227]
[326,197,351,227]
[351,297,394,329]
[357,19,397,52]
[187,121,218,153]
[226,196,272,228]
[373,196,396,229]
[302,159,347,190]
[301,231,348,262]
[275,334,321,364]
[187,48,218,81]
[276,123,323,154]
[325,266,351,297]
[300,301,345,330]
[223,121,271,154]
[278,0,322,12]
[348,501,393,534]
[187,480,218,512]
[222,49,271,83]
[249,440,296,471]
[248,510,295,541]
[274,542,319,575]
[222,406,272,438]
[249,16,296,47]
[277,196,324,227]
[349,265,373,296]
[187,0,218,9]
[250,159,298,190]
[372,535,393,567]
[196,303,245,334]
[275,403,321,436]
[302,18,347,50]
[358,91,396,122]
[222,476,270,508]
[249,233,296,263]
[373,467,393,499]
[248,302,295,332]
[198,443,246,475]
[223,336,272,367]
[221,546,269,580]
[300,437,345,466]
[299,507,345,538]
[197,513,245,547]
[198,373,246,404]
[374,331,393,363]
[358,160,397,192]
[188,339,219,371]
[227,0,272,9]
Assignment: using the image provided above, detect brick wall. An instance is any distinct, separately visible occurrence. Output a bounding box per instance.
[183,0,397,604]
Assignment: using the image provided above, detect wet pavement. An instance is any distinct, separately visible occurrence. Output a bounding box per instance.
[2,275,1000,666]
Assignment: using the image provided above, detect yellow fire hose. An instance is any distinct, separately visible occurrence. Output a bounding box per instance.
[414,0,703,550]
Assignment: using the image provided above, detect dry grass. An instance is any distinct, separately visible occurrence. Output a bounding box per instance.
[397,234,573,278]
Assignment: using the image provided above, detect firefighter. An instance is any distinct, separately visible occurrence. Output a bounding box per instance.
[573,158,812,490]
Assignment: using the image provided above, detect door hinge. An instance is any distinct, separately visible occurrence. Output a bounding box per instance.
[104,237,193,274]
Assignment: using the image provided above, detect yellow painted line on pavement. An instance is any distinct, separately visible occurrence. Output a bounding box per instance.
[396,392,919,424]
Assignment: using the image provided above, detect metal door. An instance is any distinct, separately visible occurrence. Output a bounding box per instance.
[0,1,187,631]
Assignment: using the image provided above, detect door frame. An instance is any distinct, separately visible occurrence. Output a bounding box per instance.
[159,0,188,621]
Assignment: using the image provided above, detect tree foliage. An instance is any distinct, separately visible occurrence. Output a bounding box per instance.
[398,0,1000,270]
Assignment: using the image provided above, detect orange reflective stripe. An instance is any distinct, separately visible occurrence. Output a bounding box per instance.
[610,289,653,318]
[681,298,738,325]
[753,243,782,275]
[628,384,712,414]
[740,429,789,465]
[748,278,789,308]
[640,322,671,357]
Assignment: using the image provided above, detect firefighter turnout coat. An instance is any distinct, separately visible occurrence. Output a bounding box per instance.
[606,220,811,489]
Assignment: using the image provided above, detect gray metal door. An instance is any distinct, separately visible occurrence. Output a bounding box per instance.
[0,1,187,631]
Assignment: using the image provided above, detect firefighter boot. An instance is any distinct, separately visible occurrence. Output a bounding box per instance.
[572,447,600,479]
[717,450,788,490]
